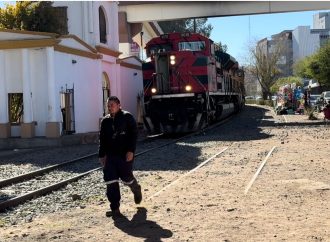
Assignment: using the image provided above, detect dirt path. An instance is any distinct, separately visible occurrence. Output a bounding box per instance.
[1,105,330,242]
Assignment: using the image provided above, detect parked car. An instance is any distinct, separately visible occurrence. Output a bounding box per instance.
[316,91,330,112]
[245,96,255,100]
[309,94,320,107]
[321,91,330,103]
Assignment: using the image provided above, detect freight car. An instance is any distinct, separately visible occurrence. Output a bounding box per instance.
[142,32,245,134]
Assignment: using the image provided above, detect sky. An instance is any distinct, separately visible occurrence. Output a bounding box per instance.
[0,1,328,65]
[208,10,327,65]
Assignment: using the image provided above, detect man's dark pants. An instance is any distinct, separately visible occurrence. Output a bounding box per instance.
[103,155,137,211]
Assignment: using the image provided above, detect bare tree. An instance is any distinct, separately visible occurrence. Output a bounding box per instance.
[248,41,283,99]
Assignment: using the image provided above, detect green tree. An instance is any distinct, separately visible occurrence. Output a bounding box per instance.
[293,55,314,79]
[310,41,330,89]
[0,1,64,34]
[158,18,213,37]
[294,41,330,89]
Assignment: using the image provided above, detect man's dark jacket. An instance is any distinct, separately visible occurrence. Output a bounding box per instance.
[98,109,137,158]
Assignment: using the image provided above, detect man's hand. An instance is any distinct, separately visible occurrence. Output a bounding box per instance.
[99,157,106,167]
[126,152,134,162]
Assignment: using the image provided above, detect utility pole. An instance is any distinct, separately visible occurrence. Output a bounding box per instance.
[140,31,144,60]
[193,18,196,33]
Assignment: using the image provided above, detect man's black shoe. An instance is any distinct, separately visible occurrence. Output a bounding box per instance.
[133,184,142,204]
[105,209,122,218]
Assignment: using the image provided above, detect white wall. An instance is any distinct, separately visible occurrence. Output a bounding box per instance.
[54,51,103,134]
[101,61,119,97]
[94,1,119,51]
[4,48,49,136]
[292,26,320,64]
[5,50,22,93]
[119,68,143,118]
[30,48,48,136]
[4,49,22,137]
[53,1,119,52]
[119,61,143,118]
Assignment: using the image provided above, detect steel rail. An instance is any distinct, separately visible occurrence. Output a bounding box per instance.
[0,136,190,212]
[0,167,100,212]
[0,153,97,188]
[0,113,236,212]
[0,135,161,188]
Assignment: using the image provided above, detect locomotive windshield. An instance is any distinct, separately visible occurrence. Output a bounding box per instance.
[178,41,206,51]
[148,44,172,55]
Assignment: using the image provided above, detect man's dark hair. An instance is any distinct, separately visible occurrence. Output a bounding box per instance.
[107,96,120,104]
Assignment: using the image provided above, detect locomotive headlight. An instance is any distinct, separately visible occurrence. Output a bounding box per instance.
[170,55,176,65]
[151,88,157,94]
[185,85,192,92]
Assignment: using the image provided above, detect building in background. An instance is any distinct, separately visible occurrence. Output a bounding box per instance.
[313,12,330,29]
[256,11,330,80]
[0,1,161,139]
[271,30,293,77]
[256,30,293,78]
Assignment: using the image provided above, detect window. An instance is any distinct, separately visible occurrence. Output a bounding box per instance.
[178,41,206,51]
[99,7,107,44]
[148,44,172,55]
[8,93,23,124]
[53,7,68,35]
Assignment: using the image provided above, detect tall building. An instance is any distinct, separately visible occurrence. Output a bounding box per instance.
[271,30,293,77]
[292,26,330,63]
[292,26,320,63]
[313,12,330,29]
[256,30,293,77]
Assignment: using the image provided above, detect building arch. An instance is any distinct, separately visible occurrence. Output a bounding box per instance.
[102,72,111,116]
[99,6,108,44]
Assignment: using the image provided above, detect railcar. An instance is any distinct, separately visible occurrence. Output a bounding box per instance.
[142,32,245,134]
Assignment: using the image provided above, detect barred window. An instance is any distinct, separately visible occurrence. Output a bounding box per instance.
[53,7,68,35]
[8,93,23,124]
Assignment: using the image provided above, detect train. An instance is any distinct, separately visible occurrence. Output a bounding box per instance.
[142,32,245,134]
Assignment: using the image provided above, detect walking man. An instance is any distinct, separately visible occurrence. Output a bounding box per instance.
[99,96,142,217]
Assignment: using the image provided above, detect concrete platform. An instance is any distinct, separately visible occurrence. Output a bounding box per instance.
[0,132,99,151]
[0,127,147,151]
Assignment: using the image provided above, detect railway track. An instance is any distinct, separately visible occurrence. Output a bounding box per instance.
[0,115,236,212]
[0,106,253,212]
[1,104,294,231]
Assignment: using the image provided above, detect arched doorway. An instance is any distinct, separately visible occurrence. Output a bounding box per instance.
[102,72,110,116]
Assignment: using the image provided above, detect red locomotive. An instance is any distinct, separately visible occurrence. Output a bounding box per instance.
[142,32,245,134]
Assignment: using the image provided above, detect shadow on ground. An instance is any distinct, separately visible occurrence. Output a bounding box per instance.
[112,207,173,242]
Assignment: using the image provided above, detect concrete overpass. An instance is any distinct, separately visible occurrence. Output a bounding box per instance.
[119,1,330,23]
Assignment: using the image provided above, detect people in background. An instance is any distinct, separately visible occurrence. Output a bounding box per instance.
[323,101,330,122]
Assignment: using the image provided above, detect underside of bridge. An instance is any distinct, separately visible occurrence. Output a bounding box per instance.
[119,1,330,23]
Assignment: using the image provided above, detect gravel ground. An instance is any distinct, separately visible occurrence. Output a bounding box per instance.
[1,105,330,241]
